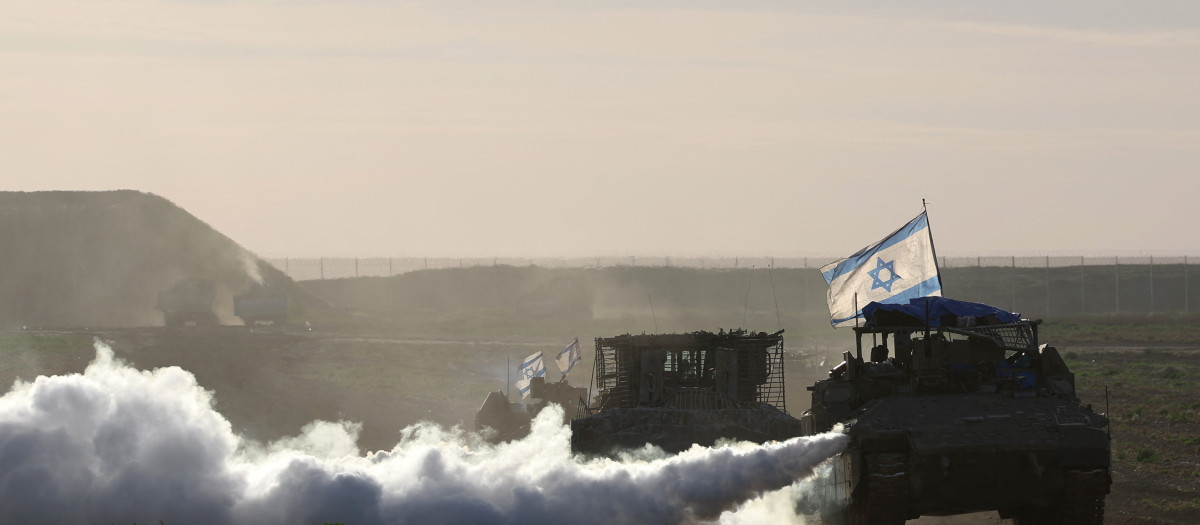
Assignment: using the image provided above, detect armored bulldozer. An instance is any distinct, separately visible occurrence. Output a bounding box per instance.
[571,329,803,456]
[475,376,587,442]
[800,297,1110,524]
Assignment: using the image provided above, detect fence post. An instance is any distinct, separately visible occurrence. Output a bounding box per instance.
[1011,256,1017,312]
[1150,256,1155,314]
[1187,256,1190,313]
[1046,256,1051,317]
[1080,256,1085,314]
[1115,256,1119,314]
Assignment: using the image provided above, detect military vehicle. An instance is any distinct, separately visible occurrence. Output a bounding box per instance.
[156,278,218,327]
[234,285,288,326]
[475,376,587,442]
[570,329,803,455]
[800,297,1110,524]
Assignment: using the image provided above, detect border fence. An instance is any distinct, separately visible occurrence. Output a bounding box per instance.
[265,255,1196,317]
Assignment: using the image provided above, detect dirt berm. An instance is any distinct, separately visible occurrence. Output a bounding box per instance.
[0,190,325,328]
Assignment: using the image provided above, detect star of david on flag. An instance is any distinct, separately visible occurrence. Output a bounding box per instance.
[515,351,546,399]
[555,337,582,378]
[820,212,942,327]
[867,257,901,292]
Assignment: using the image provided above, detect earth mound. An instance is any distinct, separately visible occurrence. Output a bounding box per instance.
[0,190,309,328]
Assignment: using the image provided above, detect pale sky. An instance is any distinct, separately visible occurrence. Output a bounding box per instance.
[2,1,1198,258]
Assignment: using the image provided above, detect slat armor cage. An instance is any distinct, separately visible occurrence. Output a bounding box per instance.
[586,329,787,416]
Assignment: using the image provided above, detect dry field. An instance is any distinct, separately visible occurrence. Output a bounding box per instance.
[1,325,1197,524]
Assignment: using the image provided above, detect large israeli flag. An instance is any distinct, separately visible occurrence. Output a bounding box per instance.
[555,337,582,378]
[821,212,942,327]
[515,351,546,398]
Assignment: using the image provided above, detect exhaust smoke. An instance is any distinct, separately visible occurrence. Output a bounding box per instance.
[0,341,846,525]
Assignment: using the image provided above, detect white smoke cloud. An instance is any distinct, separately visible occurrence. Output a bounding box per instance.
[0,340,847,525]
[240,250,264,285]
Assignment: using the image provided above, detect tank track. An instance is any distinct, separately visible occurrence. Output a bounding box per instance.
[1059,468,1107,524]
[855,451,910,525]
[1013,467,1108,524]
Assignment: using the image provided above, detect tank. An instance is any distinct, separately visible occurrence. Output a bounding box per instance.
[570,329,803,456]
[799,297,1111,524]
[156,278,218,327]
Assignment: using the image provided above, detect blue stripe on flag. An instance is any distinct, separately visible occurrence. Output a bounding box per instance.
[830,276,943,326]
[822,213,929,284]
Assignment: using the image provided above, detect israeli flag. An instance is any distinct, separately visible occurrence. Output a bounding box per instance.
[821,212,942,327]
[515,351,546,398]
[555,337,582,377]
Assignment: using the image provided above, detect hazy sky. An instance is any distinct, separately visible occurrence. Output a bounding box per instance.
[3,1,1198,257]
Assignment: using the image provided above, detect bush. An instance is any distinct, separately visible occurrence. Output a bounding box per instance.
[1160,366,1185,380]
[1137,447,1158,463]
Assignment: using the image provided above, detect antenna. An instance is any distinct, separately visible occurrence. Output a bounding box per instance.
[648,293,658,332]
[853,292,860,328]
[743,265,755,327]
[768,261,782,331]
[1105,385,1112,440]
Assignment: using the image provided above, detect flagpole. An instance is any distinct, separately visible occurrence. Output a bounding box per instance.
[923,198,944,295]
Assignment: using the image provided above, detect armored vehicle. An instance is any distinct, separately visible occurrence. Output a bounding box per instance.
[800,297,1110,524]
[475,376,587,442]
[156,278,218,327]
[571,329,802,455]
[234,285,288,326]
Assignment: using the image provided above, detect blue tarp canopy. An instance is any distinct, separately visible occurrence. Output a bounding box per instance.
[862,297,1021,327]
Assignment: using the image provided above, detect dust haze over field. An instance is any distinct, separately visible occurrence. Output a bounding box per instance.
[0,340,848,525]
[0,191,320,328]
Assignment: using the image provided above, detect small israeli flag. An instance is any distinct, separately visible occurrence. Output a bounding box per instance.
[821,212,942,327]
[515,351,546,398]
[555,338,582,377]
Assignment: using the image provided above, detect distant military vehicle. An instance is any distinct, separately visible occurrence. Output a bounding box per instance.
[570,329,802,456]
[475,376,587,442]
[156,278,218,327]
[234,286,288,326]
[800,297,1110,524]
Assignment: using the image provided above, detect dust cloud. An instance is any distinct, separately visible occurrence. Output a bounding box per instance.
[0,191,302,328]
[0,340,847,525]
